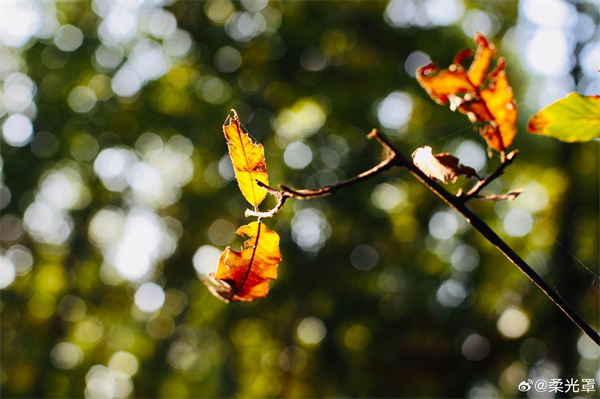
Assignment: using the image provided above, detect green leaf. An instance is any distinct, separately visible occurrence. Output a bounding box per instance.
[527,93,600,142]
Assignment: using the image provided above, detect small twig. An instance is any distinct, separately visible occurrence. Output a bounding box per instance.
[476,188,524,201]
[463,150,519,200]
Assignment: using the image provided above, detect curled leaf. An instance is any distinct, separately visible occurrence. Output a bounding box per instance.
[527,93,600,142]
[412,146,479,184]
[223,110,269,207]
[417,33,517,152]
[204,221,281,303]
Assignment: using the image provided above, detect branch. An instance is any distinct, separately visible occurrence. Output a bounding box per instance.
[385,138,600,346]
[462,150,519,200]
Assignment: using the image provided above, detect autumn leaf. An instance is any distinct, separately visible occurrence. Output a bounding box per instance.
[412,146,479,184]
[203,221,281,303]
[223,110,269,207]
[527,93,600,142]
[417,33,517,153]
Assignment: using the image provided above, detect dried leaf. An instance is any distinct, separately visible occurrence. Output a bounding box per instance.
[412,146,479,184]
[527,93,600,142]
[223,110,269,207]
[204,221,281,303]
[416,33,518,152]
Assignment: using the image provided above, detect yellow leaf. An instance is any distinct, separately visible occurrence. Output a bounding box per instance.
[412,146,479,184]
[204,221,282,302]
[223,110,269,207]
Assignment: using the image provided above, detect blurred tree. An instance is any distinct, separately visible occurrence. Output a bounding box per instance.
[0,0,598,398]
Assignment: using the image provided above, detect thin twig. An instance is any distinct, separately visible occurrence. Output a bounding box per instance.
[463,150,519,200]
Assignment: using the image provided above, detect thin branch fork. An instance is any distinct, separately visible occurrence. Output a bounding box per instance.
[249,129,599,346]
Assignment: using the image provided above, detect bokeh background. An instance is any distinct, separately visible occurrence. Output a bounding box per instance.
[1,0,599,398]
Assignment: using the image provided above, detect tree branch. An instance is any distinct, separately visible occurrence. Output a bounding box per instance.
[247,129,600,345]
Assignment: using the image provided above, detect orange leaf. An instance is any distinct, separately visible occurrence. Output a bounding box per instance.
[412,146,479,184]
[204,221,281,303]
[416,33,517,153]
[223,110,269,207]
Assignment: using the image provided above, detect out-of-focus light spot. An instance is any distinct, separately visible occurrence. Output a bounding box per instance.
[218,153,235,180]
[109,208,173,282]
[0,183,10,210]
[497,307,530,338]
[57,295,87,322]
[6,245,33,276]
[376,91,413,133]
[242,0,269,12]
[525,28,572,77]
[578,334,600,360]
[98,10,138,46]
[297,317,326,345]
[205,0,235,25]
[38,168,88,211]
[215,46,242,73]
[468,380,498,399]
[29,292,56,319]
[108,351,139,377]
[462,333,490,361]
[225,11,267,42]
[199,76,231,105]
[2,114,33,147]
[436,278,467,307]
[0,214,23,243]
[424,0,465,26]
[193,245,221,276]
[75,315,104,344]
[208,219,236,246]
[371,182,407,212]
[455,140,487,172]
[515,181,549,213]
[129,39,169,82]
[502,208,533,237]
[89,207,125,249]
[3,72,35,113]
[163,29,193,57]
[135,282,165,313]
[344,324,372,351]
[94,148,138,192]
[284,141,313,169]
[68,86,97,113]
[112,67,143,97]
[573,13,595,43]
[54,24,84,52]
[300,47,330,72]
[0,256,16,289]
[580,41,600,77]
[350,244,379,271]
[291,208,331,253]
[50,342,84,369]
[531,74,575,109]
[85,364,133,399]
[94,45,124,71]
[24,203,74,245]
[404,50,431,77]
[429,210,459,240]
[31,131,59,158]
[0,1,42,47]
[128,162,163,201]
[462,10,500,38]
[384,0,417,28]
[274,98,327,144]
[450,244,479,272]
[521,0,576,28]
[145,8,177,38]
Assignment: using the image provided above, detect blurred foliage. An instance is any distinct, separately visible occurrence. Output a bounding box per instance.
[1,0,599,398]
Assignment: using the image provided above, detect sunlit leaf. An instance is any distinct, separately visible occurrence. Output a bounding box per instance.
[204,221,281,303]
[527,93,600,142]
[417,33,518,152]
[412,146,479,184]
[223,110,269,207]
